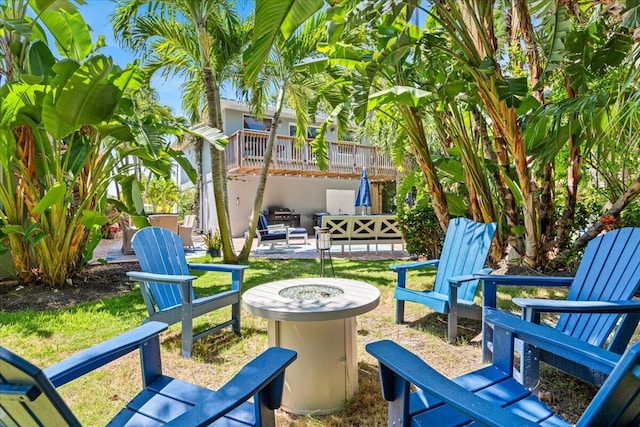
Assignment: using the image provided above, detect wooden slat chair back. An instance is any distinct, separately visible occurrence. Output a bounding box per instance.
[391,217,497,342]
[0,322,296,426]
[366,309,640,427]
[134,227,192,309]
[0,348,80,426]
[129,226,248,358]
[557,228,640,349]
[481,227,640,388]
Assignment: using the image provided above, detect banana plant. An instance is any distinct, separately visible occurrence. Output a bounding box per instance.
[0,4,198,285]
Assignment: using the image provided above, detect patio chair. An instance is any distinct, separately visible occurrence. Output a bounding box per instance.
[178,214,196,248]
[261,214,307,244]
[366,309,640,427]
[478,227,640,389]
[255,214,308,248]
[127,226,249,358]
[119,217,137,254]
[0,321,297,426]
[148,213,179,234]
[390,217,497,342]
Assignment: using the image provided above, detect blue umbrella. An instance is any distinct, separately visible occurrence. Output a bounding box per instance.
[355,167,372,215]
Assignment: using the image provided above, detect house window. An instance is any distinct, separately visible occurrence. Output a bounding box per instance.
[289,124,321,138]
[243,115,272,131]
[342,130,356,141]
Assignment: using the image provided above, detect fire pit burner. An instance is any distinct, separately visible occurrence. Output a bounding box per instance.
[279,285,344,301]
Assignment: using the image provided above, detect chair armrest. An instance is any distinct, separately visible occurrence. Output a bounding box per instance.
[44,322,168,387]
[366,340,538,427]
[480,275,574,308]
[389,259,439,272]
[475,274,574,287]
[449,269,492,287]
[486,309,619,375]
[188,264,249,273]
[513,299,640,318]
[126,271,197,284]
[188,264,249,292]
[267,224,286,231]
[164,347,297,426]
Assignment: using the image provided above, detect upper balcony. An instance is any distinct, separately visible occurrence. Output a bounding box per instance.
[225,130,397,182]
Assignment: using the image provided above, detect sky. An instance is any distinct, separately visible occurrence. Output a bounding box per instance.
[77,1,255,118]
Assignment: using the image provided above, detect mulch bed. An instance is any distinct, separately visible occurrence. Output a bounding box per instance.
[0,262,139,312]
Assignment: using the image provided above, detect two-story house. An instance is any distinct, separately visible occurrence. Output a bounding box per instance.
[179,99,398,237]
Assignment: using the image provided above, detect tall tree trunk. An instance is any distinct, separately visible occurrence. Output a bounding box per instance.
[556,82,582,249]
[238,87,286,261]
[202,67,236,262]
[193,136,203,229]
[514,0,553,263]
[537,163,556,260]
[572,174,640,250]
[403,107,450,230]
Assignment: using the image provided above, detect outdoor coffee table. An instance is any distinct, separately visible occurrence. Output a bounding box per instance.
[242,277,380,415]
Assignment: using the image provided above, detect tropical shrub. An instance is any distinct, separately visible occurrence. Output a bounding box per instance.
[144,176,181,213]
[396,198,443,259]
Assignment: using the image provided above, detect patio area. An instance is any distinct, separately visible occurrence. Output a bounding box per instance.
[92,230,411,263]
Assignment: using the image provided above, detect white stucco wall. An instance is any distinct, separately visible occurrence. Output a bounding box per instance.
[227,175,366,237]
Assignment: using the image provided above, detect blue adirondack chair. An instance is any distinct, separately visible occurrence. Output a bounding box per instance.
[127,226,249,358]
[0,321,296,426]
[367,308,640,427]
[390,217,497,342]
[478,227,640,389]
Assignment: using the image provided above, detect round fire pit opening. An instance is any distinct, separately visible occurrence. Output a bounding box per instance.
[279,285,344,301]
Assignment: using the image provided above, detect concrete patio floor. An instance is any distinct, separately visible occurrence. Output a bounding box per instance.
[92,231,410,263]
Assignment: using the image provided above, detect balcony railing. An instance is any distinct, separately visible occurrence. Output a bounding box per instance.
[225,130,397,181]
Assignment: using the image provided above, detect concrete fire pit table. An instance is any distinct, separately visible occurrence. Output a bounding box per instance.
[242,277,380,415]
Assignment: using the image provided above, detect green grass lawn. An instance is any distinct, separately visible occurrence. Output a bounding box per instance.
[0,257,598,425]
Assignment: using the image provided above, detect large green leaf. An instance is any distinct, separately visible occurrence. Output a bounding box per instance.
[32,182,66,214]
[541,4,572,75]
[444,192,467,217]
[26,40,57,82]
[65,138,91,176]
[119,175,146,215]
[245,0,324,86]
[188,123,228,150]
[590,34,632,75]
[34,0,84,11]
[622,0,640,28]
[166,147,198,184]
[43,56,122,139]
[495,77,528,108]
[369,86,434,110]
[433,156,465,183]
[38,7,92,60]
[0,18,33,37]
[80,210,108,228]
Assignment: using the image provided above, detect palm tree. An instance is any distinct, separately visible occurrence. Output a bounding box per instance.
[112,0,249,262]
[238,10,336,261]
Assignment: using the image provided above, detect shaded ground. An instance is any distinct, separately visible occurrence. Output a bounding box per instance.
[0,262,139,312]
